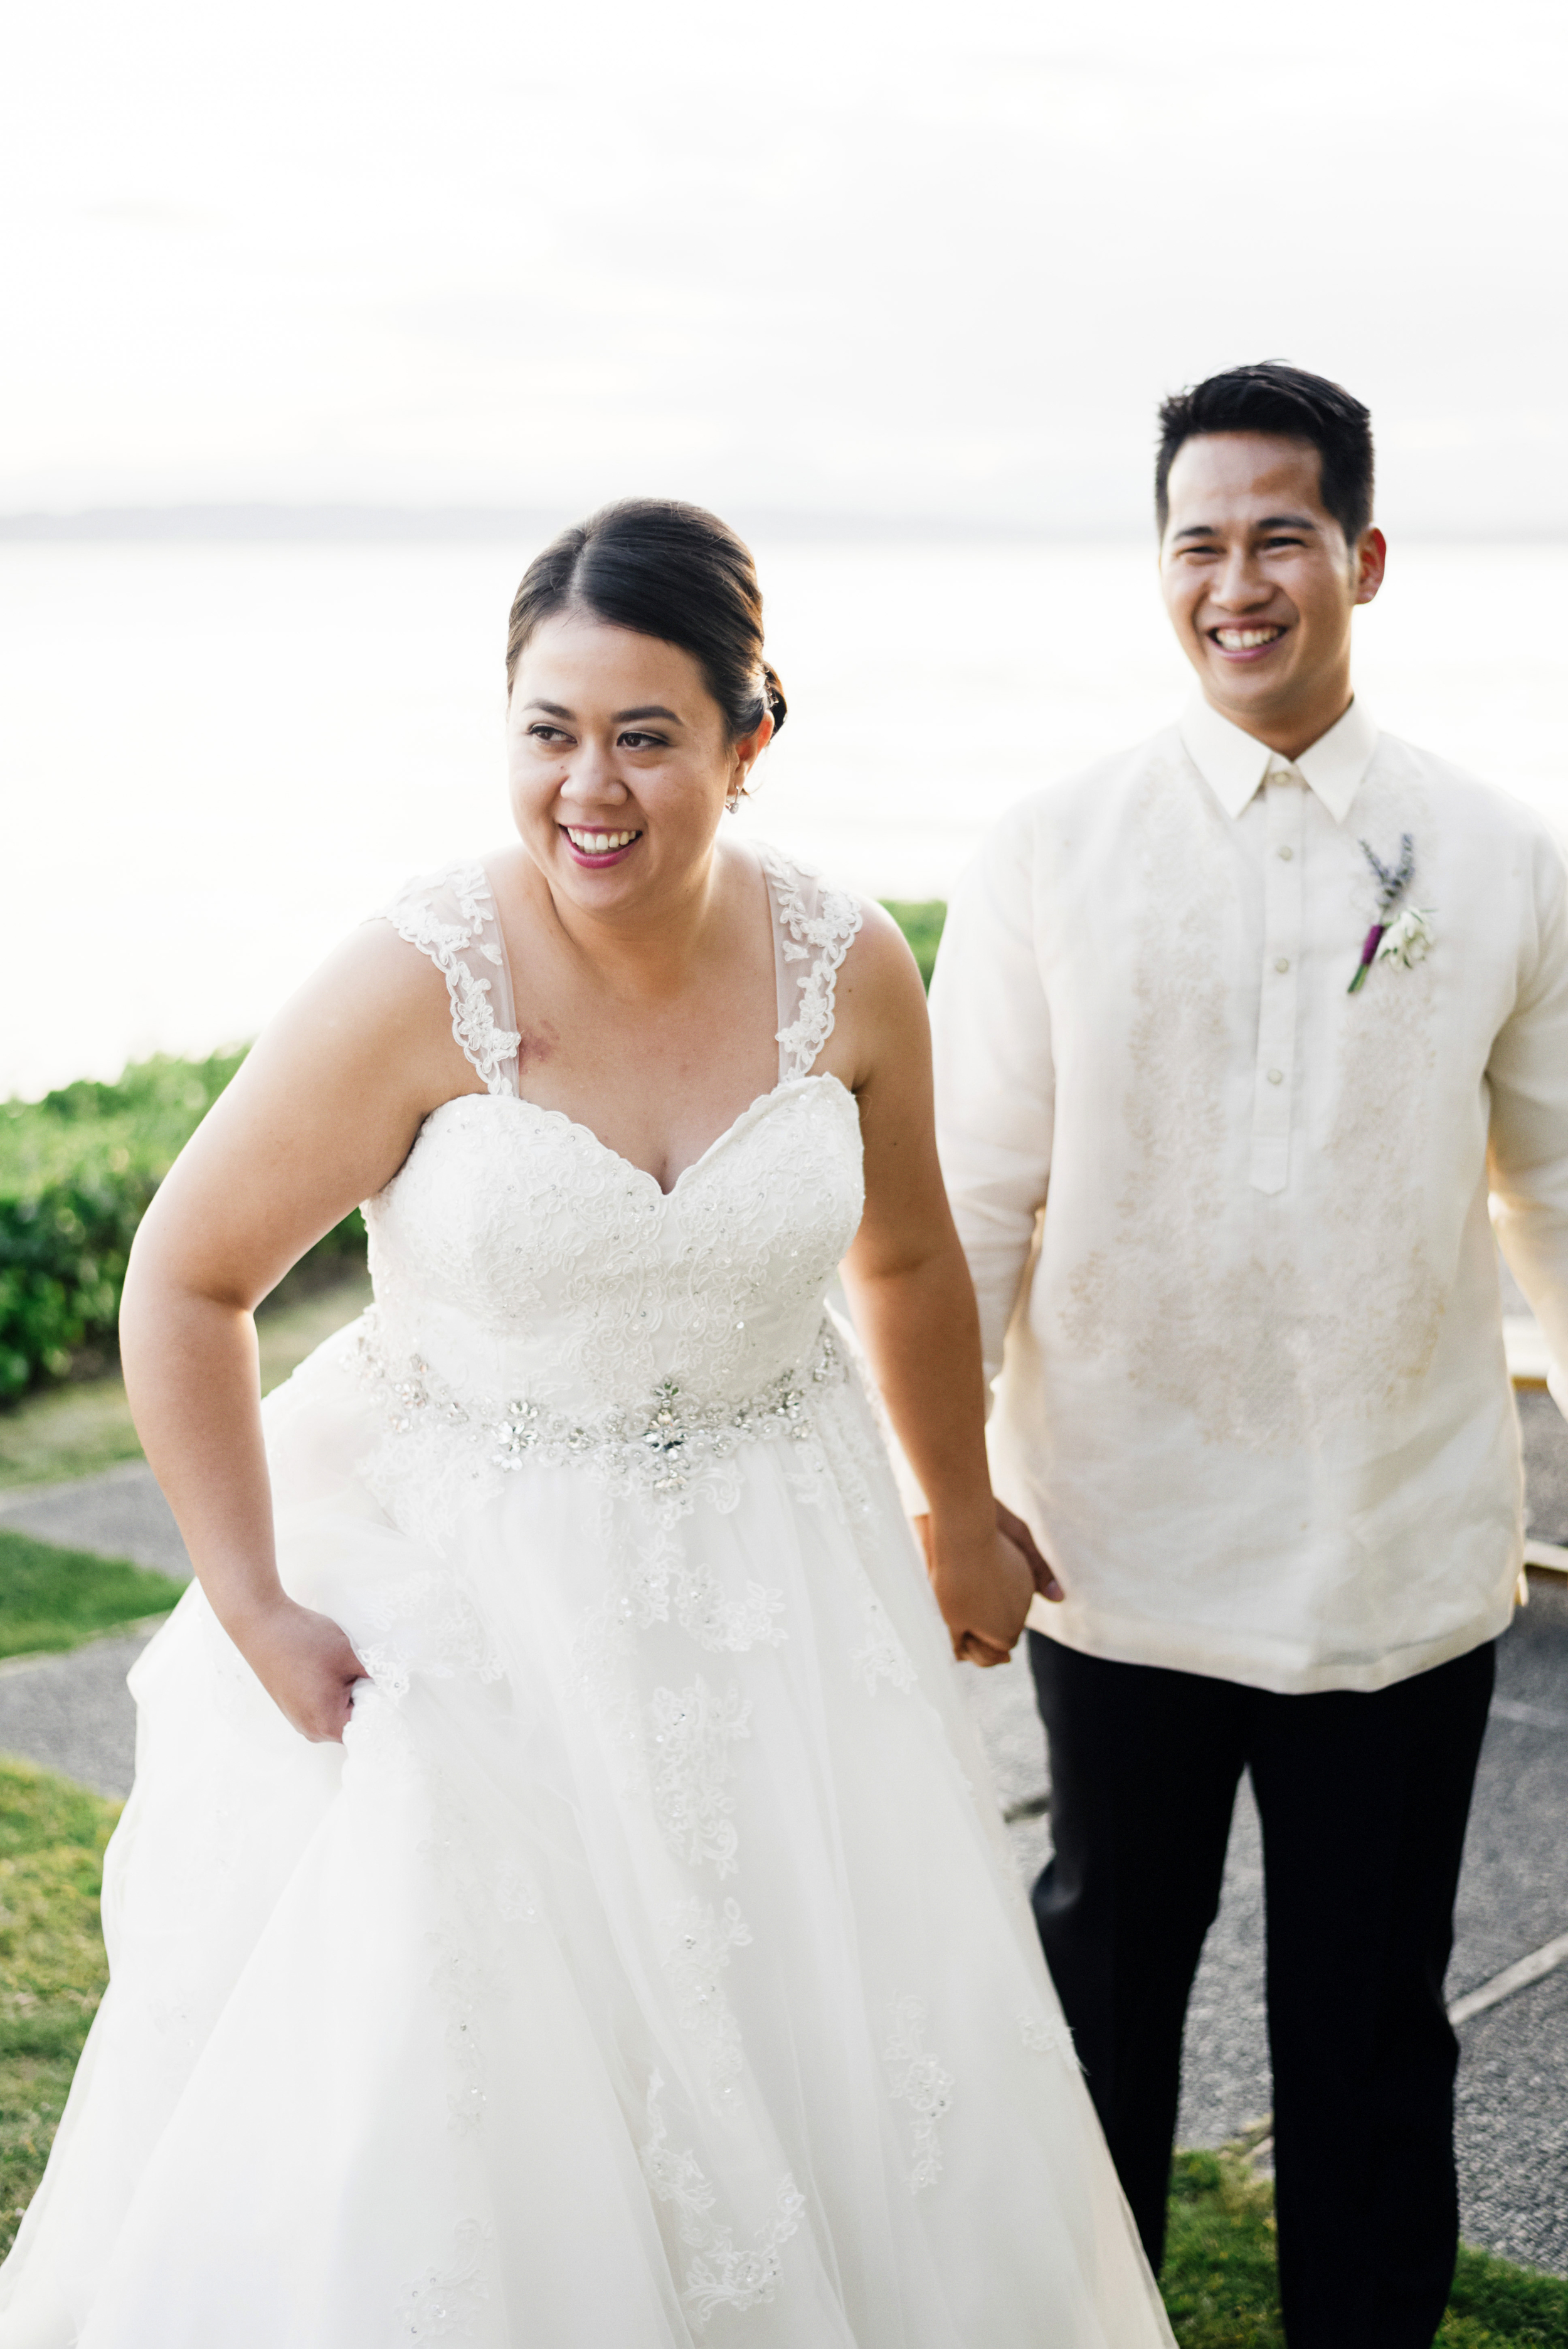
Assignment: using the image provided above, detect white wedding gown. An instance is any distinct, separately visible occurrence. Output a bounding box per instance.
[0,849,1173,2348]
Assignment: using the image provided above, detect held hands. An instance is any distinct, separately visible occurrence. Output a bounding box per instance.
[914,1500,1064,1668]
[221,1594,366,1743]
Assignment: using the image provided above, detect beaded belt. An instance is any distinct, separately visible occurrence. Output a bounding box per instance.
[351,1315,845,1498]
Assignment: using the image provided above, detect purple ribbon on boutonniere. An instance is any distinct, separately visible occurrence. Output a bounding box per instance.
[1347,833,1416,994]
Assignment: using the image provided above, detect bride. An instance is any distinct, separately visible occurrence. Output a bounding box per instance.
[0,501,1173,2347]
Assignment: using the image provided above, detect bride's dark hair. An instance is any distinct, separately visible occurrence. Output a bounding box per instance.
[504,499,787,743]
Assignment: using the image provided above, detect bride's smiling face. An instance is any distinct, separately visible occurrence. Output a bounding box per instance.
[506,612,766,907]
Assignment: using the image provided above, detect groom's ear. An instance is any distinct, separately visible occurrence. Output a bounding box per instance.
[1352,527,1387,607]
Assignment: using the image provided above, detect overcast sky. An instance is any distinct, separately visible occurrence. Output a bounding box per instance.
[4,0,1565,534]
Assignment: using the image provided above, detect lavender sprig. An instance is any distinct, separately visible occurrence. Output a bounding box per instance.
[1347,832,1415,994]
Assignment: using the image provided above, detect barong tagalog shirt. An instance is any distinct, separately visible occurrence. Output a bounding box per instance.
[930,696,1568,1694]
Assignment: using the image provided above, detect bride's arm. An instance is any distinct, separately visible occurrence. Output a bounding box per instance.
[830,909,1045,1667]
[118,924,470,1741]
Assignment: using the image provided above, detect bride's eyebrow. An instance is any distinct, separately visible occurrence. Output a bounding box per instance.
[520,699,685,726]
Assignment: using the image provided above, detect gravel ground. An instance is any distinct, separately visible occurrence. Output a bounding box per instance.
[2,1420,1565,2271]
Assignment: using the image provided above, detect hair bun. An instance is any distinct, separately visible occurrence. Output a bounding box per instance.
[763,662,788,736]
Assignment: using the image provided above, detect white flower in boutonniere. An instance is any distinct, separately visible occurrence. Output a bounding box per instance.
[1374,904,1436,969]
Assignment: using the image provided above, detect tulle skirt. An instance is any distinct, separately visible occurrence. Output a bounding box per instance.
[0,1328,1172,2346]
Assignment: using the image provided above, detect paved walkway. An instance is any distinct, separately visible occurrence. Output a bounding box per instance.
[0,1460,193,1581]
[2,1433,1566,2274]
[0,1626,159,1800]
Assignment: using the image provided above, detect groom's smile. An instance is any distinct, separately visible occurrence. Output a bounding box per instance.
[1210,622,1287,656]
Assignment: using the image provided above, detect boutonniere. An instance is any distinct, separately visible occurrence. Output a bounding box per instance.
[1347,834,1434,992]
[1374,904,1435,970]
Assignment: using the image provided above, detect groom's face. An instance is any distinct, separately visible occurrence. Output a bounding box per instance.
[1158,432,1384,741]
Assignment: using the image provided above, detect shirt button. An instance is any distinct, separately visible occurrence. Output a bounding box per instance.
[1274,957,1290,973]
[1266,1068,1284,1085]
[1277,845,1294,861]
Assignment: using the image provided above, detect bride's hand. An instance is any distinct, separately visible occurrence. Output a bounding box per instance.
[926,1519,1035,1668]
[221,1594,366,1742]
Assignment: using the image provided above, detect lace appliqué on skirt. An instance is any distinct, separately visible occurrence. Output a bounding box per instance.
[1019,2008,1077,2062]
[850,1590,918,1696]
[884,1993,954,2193]
[396,2217,492,2341]
[648,1678,753,1877]
[660,1894,753,2109]
[357,1567,507,1702]
[640,2072,805,2330]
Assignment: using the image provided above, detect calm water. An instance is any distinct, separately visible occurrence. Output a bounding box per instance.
[4,536,1565,1098]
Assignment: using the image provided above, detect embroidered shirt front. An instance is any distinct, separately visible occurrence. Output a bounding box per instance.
[930,696,1568,1694]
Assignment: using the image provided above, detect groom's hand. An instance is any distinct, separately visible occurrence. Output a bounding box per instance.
[913,1502,1064,1606]
[993,1500,1064,1604]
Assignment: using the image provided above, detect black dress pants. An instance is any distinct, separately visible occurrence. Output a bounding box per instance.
[1027,1631,1495,2349]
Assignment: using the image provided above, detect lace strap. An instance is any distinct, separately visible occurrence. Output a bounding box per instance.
[376,861,521,1097]
[760,845,864,1083]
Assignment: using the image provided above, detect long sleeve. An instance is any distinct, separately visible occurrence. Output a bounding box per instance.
[930,812,1056,1394]
[1486,822,1568,1418]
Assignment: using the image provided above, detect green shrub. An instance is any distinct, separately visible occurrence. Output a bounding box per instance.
[0,1053,364,1402]
[882,901,947,990]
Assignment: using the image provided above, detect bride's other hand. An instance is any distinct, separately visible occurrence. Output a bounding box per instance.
[117,922,478,1747]
[927,1518,1034,1668]
[221,1595,365,1743]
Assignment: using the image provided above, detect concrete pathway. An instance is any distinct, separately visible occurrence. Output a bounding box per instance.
[0,1626,158,1801]
[2,1434,1566,2275]
[0,1466,189,1800]
[0,1461,192,1581]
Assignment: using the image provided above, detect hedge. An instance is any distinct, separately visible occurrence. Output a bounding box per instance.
[0,902,948,1403]
[0,1053,364,1403]
[881,900,946,990]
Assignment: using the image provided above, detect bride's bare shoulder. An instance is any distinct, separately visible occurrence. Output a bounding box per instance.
[246,912,480,1108]
[835,898,928,1012]
[307,909,455,1016]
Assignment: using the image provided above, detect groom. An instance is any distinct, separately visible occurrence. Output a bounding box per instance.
[928,362,1568,2348]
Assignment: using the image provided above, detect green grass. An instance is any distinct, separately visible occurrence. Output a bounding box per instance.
[0,1266,371,1493]
[0,1530,185,1660]
[0,1758,118,2255]
[1163,2150,1568,2346]
[1163,2150,1285,2344]
[881,899,947,989]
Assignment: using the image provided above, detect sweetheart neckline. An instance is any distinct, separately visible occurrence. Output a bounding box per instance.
[420,1071,857,1201]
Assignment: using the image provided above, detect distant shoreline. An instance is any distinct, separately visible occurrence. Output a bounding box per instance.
[4,506,1567,548]
[0,505,1141,546]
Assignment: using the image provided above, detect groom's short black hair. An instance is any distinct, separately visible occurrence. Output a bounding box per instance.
[1155,362,1375,546]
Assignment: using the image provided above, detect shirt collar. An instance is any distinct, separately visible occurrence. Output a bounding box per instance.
[1179,694,1379,825]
